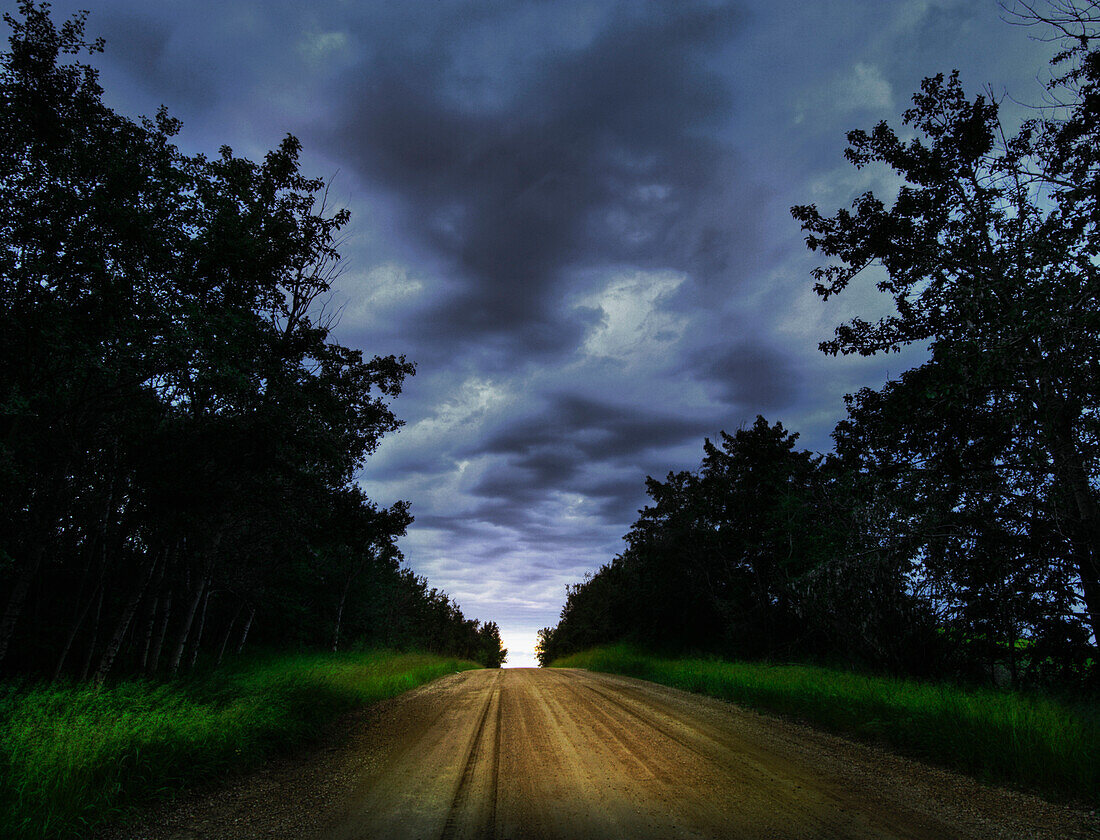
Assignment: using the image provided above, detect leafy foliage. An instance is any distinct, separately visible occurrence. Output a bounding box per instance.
[542,3,1100,690]
[538,417,940,675]
[0,2,505,680]
[0,650,481,839]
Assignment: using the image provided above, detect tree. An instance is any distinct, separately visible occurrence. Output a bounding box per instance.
[0,3,494,680]
[828,364,1077,681]
[475,621,508,668]
[0,1,182,668]
[791,31,1100,652]
[539,418,855,663]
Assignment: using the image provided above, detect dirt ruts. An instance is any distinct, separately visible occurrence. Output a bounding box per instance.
[107,668,1097,840]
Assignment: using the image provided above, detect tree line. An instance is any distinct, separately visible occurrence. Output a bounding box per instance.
[539,3,1100,689]
[0,2,505,681]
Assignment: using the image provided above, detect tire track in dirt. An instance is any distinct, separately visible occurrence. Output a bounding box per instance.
[106,668,1097,840]
[441,677,501,840]
[563,673,920,839]
[311,668,1094,840]
[548,669,864,838]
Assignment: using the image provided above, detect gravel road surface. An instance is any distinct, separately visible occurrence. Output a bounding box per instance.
[109,668,1097,840]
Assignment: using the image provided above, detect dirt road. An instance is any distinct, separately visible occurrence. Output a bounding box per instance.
[114,667,1096,840]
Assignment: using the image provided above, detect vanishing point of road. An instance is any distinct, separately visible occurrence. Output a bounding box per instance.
[111,668,1094,840]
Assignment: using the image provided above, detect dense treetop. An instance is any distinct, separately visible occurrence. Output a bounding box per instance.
[0,1,505,680]
[540,2,1100,688]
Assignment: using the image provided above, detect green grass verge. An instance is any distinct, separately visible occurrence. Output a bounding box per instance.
[0,650,480,840]
[552,644,1099,802]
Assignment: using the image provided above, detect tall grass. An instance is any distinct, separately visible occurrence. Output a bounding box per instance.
[553,644,1099,802]
[0,650,479,840]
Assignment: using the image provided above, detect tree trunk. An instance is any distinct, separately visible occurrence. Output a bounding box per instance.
[93,553,160,684]
[235,606,255,656]
[1066,524,1100,648]
[138,596,158,673]
[147,589,173,675]
[53,581,102,682]
[1065,483,1100,650]
[138,554,169,672]
[52,533,106,681]
[168,573,208,678]
[187,588,211,670]
[216,601,244,667]
[0,545,43,669]
[78,586,104,682]
[167,531,221,677]
[332,573,356,653]
[1045,404,1100,648]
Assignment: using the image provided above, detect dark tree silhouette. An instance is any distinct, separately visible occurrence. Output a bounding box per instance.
[0,2,505,678]
[791,47,1100,653]
[540,5,1099,686]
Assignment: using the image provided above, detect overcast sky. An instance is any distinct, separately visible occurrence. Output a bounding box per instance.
[34,0,1059,666]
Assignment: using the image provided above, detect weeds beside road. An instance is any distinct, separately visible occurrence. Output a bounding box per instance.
[0,650,479,840]
[552,645,1100,804]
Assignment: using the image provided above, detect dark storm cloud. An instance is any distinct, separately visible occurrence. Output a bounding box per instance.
[472,469,554,506]
[465,450,673,535]
[37,0,1059,670]
[323,1,743,356]
[585,474,654,522]
[476,394,711,464]
[461,391,715,535]
[93,8,224,109]
[687,340,799,410]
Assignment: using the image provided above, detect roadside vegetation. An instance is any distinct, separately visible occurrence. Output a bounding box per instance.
[0,649,479,840]
[0,9,506,838]
[0,3,503,685]
[0,12,506,835]
[539,2,1100,726]
[553,645,1100,803]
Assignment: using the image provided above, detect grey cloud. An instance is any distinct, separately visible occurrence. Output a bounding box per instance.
[320,1,743,358]
[472,470,548,506]
[459,392,715,540]
[93,8,229,111]
[584,474,652,522]
[477,394,711,463]
[688,340,800,411]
